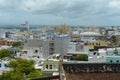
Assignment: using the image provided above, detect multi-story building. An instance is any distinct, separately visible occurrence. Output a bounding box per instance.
[80,31,101,42]
[42,54,60,77]
[43,35,70,58]
[88,41,108,50]
[23,39,43,59]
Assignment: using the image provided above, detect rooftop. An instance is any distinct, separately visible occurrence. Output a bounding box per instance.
[80,31,101,36]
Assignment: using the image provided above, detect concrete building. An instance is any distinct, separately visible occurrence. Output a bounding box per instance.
[0,40,8,46]
[68,42,76,52]
[42,54,60,77]
[80,31,101,42]
[20,21,29,32]
[43,35,70,58]
[106,56,120,63]
[30,29,47,40]
[88,41,108,50]
[23,39,43,59]
[0,31,6,39]
[0,59,10,75]
[70,30,80,41]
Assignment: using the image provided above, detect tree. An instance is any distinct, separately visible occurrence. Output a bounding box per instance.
[0,49,11,58]
[0,58,42,80]
[0,71,25,80]
[27,70,42,78]
[110,35,118,46]
[9,58,42,78]
[12,41,22,47]
[72,54,88,61]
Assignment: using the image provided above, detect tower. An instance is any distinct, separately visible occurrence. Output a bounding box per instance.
[20,21,29,32]
[25,21,29,32]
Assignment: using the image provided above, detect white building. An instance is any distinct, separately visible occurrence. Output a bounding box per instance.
[23,39,43,59]
[0,59,10,75]
[43,35,70,58]
[68,42,76,52]
[80,31,101,42]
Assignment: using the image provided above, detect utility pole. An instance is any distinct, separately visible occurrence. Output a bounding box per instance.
[59,54,65,80]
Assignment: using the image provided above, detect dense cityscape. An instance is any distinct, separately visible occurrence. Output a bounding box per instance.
[1,0,120,80]
[0,21,119,80]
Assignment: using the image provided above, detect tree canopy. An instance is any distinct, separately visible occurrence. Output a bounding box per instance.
[12,41,22,47]
[110,35,118,46]
[0,71,25,80]
[0,49,11,58]
[0,58,42,80]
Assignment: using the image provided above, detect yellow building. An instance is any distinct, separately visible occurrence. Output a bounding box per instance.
[88,41,108,49]
[17,31,31,38]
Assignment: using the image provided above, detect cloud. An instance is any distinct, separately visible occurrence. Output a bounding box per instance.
[0,0,116,16]
[109,0,120,9]
[0,0,120,25]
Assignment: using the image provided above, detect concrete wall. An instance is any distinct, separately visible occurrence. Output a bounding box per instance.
[106,56,120,63]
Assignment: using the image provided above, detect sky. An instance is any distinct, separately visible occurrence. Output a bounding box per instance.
[0,0,120,26]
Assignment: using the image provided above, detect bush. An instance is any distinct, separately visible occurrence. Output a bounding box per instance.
[0,49,10,58]
[72,54,88,61]
[12,41,22,47]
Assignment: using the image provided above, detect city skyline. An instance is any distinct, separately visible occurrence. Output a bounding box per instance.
[0,0,120,26]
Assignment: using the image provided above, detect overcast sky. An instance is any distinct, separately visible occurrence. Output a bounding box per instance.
[0,0,120,26]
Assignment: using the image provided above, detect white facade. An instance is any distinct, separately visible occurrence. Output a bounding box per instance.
[68,42,76,52]
[80,32,101,42]
[0,60,10,75]
[43,35,70,58]
[23,39,44,59]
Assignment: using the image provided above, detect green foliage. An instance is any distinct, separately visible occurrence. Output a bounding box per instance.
[27,70,42,78]
[110,35,118,46]
[12,41,22,47]
[110,41,118,45]
[72,54,88,61]
[0,58,42,80]
[0,71,25,80]
[9,60,19,69]
[0,49,11,58]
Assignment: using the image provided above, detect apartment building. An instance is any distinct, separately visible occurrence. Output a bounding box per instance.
[43,35,70,58]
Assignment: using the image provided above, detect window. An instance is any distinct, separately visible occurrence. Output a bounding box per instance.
[96,43,98,45]
[35,50,38,53]
[5,64,8,67]
[49,43,54,46]
[110,60,113,63]
[93,52,96,55]
[49,48,54,51]
[89,43,91,45]
[46,65,48,69]
[99,43,100,46]
[0,64,1,67]
[117,60,119,63]
[97,53,99,56]
[50,53,53,55]
[50,65,52,69]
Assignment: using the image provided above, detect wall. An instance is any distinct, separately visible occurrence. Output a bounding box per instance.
[106,56,120,63]
[88,41,107,49]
